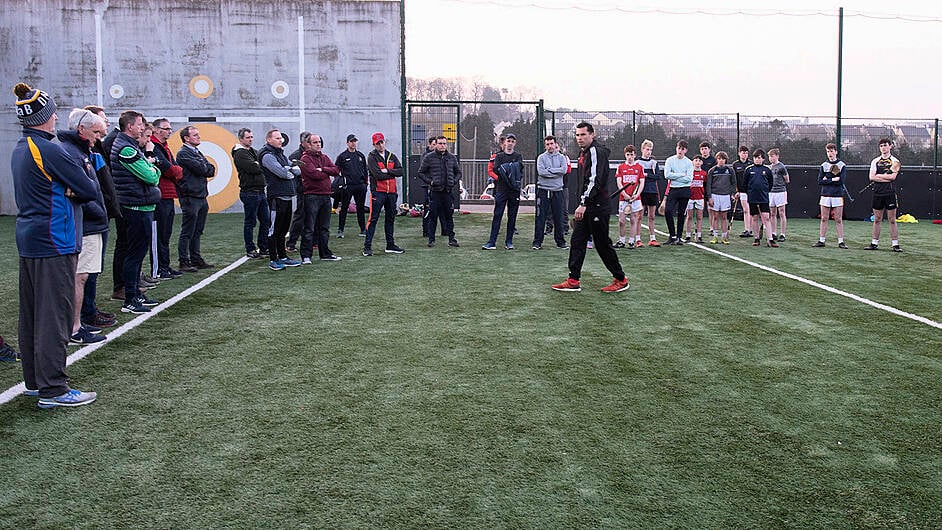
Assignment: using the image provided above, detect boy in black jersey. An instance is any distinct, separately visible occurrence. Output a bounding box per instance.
[866,138,902,252]
[732,146,753,237]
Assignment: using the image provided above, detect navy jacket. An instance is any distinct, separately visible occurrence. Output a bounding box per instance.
[58,130,108,236]
[744,164,774,204]
[176,144,215,198]
[335,149,368,188]
[418,150,462,192]
[12,128,98,257]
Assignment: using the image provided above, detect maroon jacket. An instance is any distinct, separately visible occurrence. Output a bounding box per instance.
[300,150,339,195]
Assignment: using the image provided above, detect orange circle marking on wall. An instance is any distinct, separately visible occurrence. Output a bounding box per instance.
[189,75,214,99]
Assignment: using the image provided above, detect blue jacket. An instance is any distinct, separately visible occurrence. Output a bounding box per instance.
[12,128,98,258]
[744,164,774,204]
[818,160,845,197]
[111,132,161,207]
[58,130,108,236]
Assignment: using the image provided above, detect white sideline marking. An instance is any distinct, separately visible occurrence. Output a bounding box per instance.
[643,224,942,330]
[0,257,249,405]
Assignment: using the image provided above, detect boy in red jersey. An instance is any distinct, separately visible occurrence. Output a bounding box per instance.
[684,155,707,243]
[614,145,646,249]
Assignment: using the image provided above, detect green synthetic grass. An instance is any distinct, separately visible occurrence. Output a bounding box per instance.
[0,212,940,528]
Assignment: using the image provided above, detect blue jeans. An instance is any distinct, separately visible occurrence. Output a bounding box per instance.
[178,195,208,261]
[486,186,520,246]
[240,190,270,253]
[364,191,398,249]
[533,188,566,247]
[122,207,153,302]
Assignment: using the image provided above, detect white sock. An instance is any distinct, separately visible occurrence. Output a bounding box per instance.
[696,232,701,238]
[820,237,826,243]
[721,232,727,238]
[619,236,626,243]
[872,239,879,245]
[892,239,898,246]
[838,238,844,243]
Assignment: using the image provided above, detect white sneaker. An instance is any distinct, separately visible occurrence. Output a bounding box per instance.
[301,257,312,265]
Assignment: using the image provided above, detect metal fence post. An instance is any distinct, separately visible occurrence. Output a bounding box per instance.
[632,111,637,147]
[736,113,740,149]
[935,118,939,169]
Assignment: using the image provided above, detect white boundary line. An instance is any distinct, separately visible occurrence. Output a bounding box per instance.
[644,224,942,330]
[0,257,249,405]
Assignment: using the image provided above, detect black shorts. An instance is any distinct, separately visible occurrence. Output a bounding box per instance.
[749,202,770,215]
[872,195,897,211]
[640,192,660,206]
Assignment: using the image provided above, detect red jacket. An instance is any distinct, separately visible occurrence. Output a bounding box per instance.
[300,150,339,195]
[151,135,181,199]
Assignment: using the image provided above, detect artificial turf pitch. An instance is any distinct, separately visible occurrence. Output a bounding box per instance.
[0,213,939,528]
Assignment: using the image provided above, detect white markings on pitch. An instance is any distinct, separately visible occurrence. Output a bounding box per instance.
[643,224,942,331]
[0,257,250,405]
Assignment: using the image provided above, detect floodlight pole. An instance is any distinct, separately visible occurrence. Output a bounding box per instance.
[836,7,844,156]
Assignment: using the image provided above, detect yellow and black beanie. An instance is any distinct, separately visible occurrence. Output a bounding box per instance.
[14,82,57,127]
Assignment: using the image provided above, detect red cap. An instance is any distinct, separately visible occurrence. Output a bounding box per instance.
[371,132,385,145]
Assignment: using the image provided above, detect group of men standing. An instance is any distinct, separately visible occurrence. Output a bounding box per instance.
[233,128,406,268]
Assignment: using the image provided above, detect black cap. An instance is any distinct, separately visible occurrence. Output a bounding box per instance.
[346,134,358,142]
[505,133,517,140]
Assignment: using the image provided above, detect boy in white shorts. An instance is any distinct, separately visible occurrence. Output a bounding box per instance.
[684,155,707,243]
[614,145,645,248]
[813,143,848,249]
[705,151,736,244]
[767,148,790,241]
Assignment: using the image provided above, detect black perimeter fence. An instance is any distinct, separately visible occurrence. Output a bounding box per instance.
[405,102,941,220]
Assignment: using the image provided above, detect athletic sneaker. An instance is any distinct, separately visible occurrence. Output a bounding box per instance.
[892,245,903,252]
[531,244,542,250]
[768,240,779,248]
[710,237,718,244]
[37,389,97,409]
[121,300,151,314]
[752,239,760,246]
[648,240,661,247]
[838,242,849,249]
[269,260,286,271]
[505,243,515,250]
[556,243,568,249]
[695,237,704,244]
[627,242,635,249]
[337,230,344,239]
[321,255,342,261]
[481,243,497,250]
[301,257,312,265]
[812,241,826,248]
[385,245,405,254]
[587,240,594,249]
[551,278,581,292]
[740,230,752,238]
[362,248,373,257]
[448,239,460,247]
[23,389,39,397]
[865,243,879,250]
[684,236,692,242]
[722,238,730,245]
[613,241,626,248]
[282,258,302,267]
[0,341,19,363]
[601,277,630,293]
[778,234,786,242]
[69,327,106,345]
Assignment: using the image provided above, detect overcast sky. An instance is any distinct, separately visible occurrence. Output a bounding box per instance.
[404,0,942,119]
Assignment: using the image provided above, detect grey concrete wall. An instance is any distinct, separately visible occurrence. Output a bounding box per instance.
[1,0,403,214]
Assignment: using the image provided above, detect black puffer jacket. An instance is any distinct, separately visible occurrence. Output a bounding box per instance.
[418,150,462,192]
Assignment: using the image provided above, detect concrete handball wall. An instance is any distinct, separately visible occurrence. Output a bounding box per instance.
[0,0,403,214]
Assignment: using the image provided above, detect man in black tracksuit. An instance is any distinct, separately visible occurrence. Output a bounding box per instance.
[552,122,628,293]
[335,134,369,238]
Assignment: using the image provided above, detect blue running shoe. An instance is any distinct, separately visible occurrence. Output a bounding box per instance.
[269,260,286,271]
[281,258,302,267]
[37,389,97,409]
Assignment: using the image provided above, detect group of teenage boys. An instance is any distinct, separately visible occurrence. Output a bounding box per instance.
[608,139,903,252]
